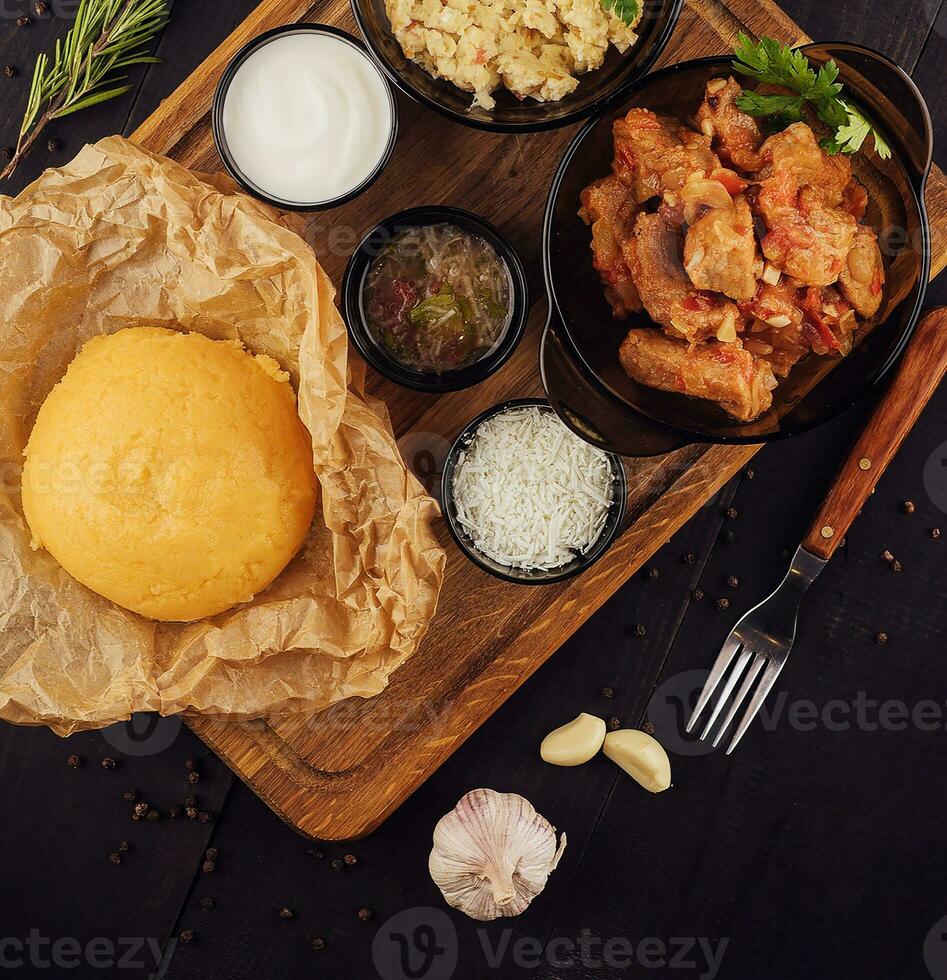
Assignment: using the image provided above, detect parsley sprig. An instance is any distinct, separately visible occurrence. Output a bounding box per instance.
[730,33,891,160]
[602,0,639,29]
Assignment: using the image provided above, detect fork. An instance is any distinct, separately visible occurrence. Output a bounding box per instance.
[688,307,947,753]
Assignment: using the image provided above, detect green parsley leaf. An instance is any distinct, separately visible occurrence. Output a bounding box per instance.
[601,0,639,28]
[730,34,891,161]
[833,101,892,160]
[735,91,806,122]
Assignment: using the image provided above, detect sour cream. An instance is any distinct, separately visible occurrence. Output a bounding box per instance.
[219,29,395,207]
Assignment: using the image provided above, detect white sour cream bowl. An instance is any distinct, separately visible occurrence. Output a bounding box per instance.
[214,26,397,209]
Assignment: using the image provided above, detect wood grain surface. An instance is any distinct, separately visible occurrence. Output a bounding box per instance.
[117,0,947,839]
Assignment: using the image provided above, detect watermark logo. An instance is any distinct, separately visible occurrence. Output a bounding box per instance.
[923,440,947,515]
[102,712,182,757]
[398,431,451,499]
[373,907,458,980]
[924,914,947,979]
[649,668,716,757]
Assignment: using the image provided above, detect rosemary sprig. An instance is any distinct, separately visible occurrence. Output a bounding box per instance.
[1,0,169,182]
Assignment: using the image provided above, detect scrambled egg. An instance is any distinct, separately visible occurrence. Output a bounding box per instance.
[386,0,641,109]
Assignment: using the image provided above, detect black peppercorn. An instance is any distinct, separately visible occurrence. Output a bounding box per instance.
[122,788,137,802]
[188,770,200,784]
[633,623,647,637]
[34,1,48,14]
[16,16,31,27]
[201,860,215,873]
[875,631,889,645]
[726,575,739,589]
[46,139,59,152]
[744,467,755,479]
[108,852,122,865]
[880,549,895,563]
[101,757,117,769]
[179,929,194,944]
[183,795,197,808]
[198,810,213,824]
[608,716,621,730]
[311,938,327,952]
[357,908,374,922]
[902,500,916,514]
[330,858,345,872]
[725,506,738,520]
[67,754,82,768]
[724,529,736,542]
[185,758,196,770]
[146,808,160,822]
[716,597,731,611]
[641,721,656,735]
[599,686,614,698]
[691,588,704,601]
[4,65,16,78]
[205,847,219,861]
[307,847,324,859]
[168,805,181,819]
[118,841,130,853]
[278,907,294,920]
[931,528,941,539]
[683,552,696,564]
[133,802,149,818]
[199,897,214,911]
[185,806,198,820]
[343,853,358,866]
[890,559,903,573]
[646,566,659,581]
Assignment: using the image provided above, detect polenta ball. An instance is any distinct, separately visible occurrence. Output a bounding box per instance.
[22,327,317,622]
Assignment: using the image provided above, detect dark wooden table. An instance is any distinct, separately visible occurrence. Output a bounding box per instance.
[1,2,946,978]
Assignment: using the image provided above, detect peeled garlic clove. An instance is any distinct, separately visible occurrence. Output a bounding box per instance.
[540,713,606,767]
[429,789,567,921]
[603,729,672,793]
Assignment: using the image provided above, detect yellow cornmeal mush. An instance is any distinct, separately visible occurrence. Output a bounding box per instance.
[22,327,318,622]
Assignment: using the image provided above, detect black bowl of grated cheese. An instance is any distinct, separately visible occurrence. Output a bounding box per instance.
[441,398,627,584]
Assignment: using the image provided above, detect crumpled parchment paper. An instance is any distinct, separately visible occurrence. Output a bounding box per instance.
[0,136,446,736]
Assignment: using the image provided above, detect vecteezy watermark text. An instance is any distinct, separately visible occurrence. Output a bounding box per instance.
[651,668,947,756]
[0,932,173,976]
[372,906,728,979]
[476,929,728,976]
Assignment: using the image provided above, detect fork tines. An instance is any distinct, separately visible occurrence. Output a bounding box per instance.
[686,640,784,754]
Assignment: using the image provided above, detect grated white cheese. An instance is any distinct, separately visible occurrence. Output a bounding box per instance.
[451,406,615,570]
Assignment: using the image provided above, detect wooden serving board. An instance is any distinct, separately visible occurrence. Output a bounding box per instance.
[131,0,947,839]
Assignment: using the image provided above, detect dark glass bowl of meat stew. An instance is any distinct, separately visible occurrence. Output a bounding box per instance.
[541,43,933,456]
[343,206,529,392]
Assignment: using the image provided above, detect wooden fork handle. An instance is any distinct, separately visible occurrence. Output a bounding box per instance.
[802,308,947,561]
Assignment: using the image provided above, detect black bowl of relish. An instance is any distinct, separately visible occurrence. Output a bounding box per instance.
[342,206,529,392]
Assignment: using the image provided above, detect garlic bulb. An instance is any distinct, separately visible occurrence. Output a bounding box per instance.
[429,789,567,921]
